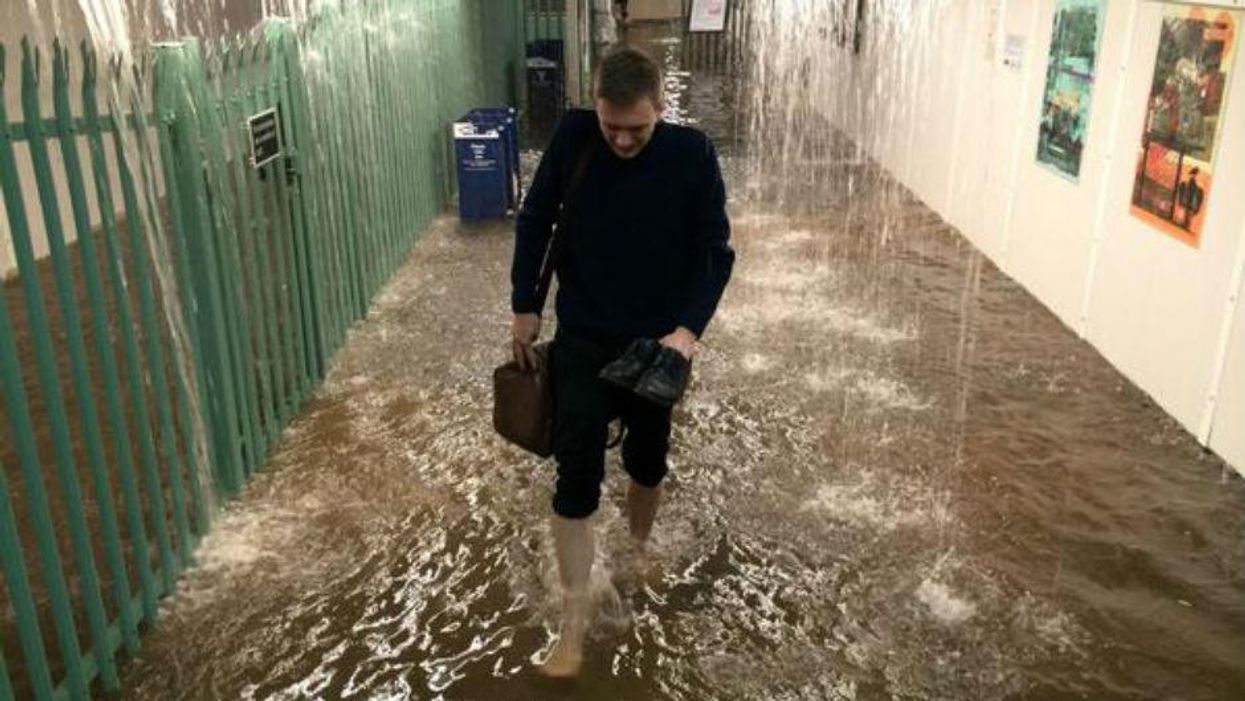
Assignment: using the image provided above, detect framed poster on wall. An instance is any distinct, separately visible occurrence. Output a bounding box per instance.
[689,0,729,33]
[1036,0,1106,181]
[1130,5,1238,247]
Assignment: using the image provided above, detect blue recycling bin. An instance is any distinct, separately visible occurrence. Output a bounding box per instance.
[453,117,509,221]
[465,107,521,208]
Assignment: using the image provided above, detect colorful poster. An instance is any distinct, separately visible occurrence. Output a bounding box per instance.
[1036,0,1105,180]
[1131,6,1238,247]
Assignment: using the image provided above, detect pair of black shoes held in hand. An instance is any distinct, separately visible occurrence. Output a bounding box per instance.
[599,338,691,408]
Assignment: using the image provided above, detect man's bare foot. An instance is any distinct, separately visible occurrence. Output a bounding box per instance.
[539,632,584,678]
[539,595,588,678]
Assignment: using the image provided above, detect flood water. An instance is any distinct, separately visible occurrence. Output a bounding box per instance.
[113,20,1245,701]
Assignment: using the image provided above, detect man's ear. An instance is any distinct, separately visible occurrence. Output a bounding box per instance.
[655,98,666,116]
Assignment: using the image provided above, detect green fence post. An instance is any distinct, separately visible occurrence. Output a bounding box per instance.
[230,36,284,447]
[216,38,272,467]
[0,41,91,701]
[17,38,122,696]
[153,40,245,498]
[0,642,12,701]
[49,41,142,671]
[111,57,213,544]
[198,39,265,477]
[255,38,312,403]
[266,19,327,383]
[0,447,56,701]
[296,26,352,358]
[240,38,295,426]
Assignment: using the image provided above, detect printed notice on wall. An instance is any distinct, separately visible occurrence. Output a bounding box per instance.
[689,0,729,33]
[1036,0,1106,181]
[1130,5,1238,247]
[1003,34,1026,70]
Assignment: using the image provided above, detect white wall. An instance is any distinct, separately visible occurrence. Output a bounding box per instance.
[1,1,262,280]
[827,0,1245,476]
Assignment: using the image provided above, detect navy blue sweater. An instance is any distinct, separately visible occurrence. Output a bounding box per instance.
[511,109,734,340]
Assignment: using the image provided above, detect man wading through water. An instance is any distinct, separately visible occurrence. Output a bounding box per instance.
[509,46,734,677]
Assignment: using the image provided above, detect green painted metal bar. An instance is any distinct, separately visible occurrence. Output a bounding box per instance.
[266,21,326,384]
[237,38,282,426]
[352,18,385,298]
[363,14,397,279]
[255,54,311,403]
[85,47,195,593]
[335,33,375,302]
[49,41,142,669]
[227,37,281,450]
[92,68,167,628]
[205,42,266,478]
[85,63,190,602]
[18,39,121,697]
[314,17,367,333]
[297,62,349,358]
[0,447,56,701]
[241,39,293,426]
[300,17,348,356]
[205,41,262,477]
[363,16,400,280]
[116,80,212,552]
[215,39,269,469]
[0,643,12,701]
[198,41,263,477]
[389,22,420,250]
[154,41,244,499]
[324,28,374,310]
[0,41,91,701]
[3,115,135,140]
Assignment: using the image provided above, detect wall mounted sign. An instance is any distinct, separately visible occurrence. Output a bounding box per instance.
[1003,33,1027,70]
[248,108,282,170]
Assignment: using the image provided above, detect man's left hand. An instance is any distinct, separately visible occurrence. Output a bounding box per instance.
[659,327,698,360]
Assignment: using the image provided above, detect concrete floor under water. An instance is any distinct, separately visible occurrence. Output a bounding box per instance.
[115,27,1244,701]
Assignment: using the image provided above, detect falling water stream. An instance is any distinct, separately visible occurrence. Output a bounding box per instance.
[4,1,1243,699]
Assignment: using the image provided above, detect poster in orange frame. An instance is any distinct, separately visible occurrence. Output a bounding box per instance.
[1130,5,1238,247]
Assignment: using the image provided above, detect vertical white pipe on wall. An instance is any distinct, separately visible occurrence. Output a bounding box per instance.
[1078,0,1141,339]
[1199,214,1245,443]
[999,0,1042,259]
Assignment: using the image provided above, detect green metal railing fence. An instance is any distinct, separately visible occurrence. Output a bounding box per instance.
[0,1,524,698]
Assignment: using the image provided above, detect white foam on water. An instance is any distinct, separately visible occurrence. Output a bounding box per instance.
[741,352,777,374]
[916,579,976,624]
[851,372,932,411]
[800,472,931,532]
[804,366,853,392]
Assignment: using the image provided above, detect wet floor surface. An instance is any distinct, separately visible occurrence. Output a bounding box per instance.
[116,28,1245,701]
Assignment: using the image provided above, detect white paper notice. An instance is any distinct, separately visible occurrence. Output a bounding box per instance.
[689,0,729,33]
[1003,33,1026,70]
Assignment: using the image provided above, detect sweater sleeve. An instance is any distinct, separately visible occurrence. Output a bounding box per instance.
[511,114,574,314]
[678,136,735,337]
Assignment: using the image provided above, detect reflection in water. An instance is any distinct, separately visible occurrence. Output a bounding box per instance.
[102,13,1245,701]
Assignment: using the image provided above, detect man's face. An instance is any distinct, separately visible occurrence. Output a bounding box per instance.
[596,95,663,160]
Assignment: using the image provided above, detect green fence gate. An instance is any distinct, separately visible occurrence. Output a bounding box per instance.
[0,1,526,698]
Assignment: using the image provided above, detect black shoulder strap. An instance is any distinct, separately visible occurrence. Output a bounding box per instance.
[533,139,594,314]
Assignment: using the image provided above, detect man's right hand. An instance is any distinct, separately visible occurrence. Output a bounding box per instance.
[512,313,542,371]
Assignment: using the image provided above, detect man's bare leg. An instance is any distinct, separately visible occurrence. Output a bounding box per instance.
[540,515,594,678]
[627,481,662,563]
